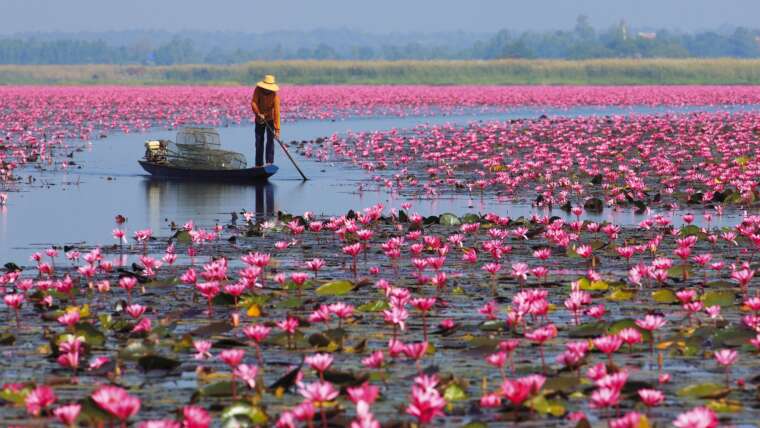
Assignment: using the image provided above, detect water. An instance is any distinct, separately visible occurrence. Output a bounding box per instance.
[2,104,759,262]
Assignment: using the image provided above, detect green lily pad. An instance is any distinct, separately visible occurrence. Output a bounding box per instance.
[315,280,355,296]
[221,403,268,425]
[706,399,743,413]
[702,290,735,307]
[677,382,730,399]
[607,288,635,302]
[667,265,692,280]
[527,395,566,416]
[608,318,652,342]
[652,289,678,304]
[0,333,15,346]
[713,326,757,347]
[173,230,193,244]
[71,322,106,347]
[439,213,462,226]
[479,320,504,332]
[578,278,609,291]
[568,322,606,338]
[357,300,390,313]
[444,384,468,402]
[137,354,181,372]
[200,381,234,397]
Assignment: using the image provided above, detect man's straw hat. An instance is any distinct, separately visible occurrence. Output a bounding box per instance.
[256,75,280,92]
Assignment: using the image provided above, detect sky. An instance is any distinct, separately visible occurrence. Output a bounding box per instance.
[2,0,759,34]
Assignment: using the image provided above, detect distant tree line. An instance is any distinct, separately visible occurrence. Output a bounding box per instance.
[2,16,760,65]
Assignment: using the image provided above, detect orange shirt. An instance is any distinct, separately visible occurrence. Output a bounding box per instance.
[251,87,281,131]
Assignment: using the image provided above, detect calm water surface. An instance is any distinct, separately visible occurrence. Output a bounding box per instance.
[2,105,759,262]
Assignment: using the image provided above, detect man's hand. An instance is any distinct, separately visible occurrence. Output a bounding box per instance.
[257,113,266,122]
[275,130,281,139]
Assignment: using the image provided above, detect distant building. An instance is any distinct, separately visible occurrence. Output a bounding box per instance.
[638,32,657,40]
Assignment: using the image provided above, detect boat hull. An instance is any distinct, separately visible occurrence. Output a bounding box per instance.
[139,161,278,183]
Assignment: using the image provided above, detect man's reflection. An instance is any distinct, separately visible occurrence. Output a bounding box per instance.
[144,179,275,228]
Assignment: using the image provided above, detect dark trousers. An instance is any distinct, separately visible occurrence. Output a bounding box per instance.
[255,120,275,166]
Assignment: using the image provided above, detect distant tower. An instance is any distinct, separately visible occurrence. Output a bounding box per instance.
[618,19,629,41]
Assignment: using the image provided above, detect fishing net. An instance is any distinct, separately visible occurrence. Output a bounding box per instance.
[144,128,247,170]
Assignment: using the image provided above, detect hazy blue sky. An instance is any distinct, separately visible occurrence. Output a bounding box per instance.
[2,0,759,34]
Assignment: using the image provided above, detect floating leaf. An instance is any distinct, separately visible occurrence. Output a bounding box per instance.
[0,333,15,346]
[443,384,467,402]
[119,341,153,360]
[713,326,757,347]
[137,354,181,372]
[462,213,481,224]
[543,375,580,394]
[568,322,606,338]
[651,289,678,304]
[577,278,609,291]
[702,290,735,307]
[608,319,652,342]
[200,381,234,397]
[607,288,635,302]
[527,395,566,417]
[479,320,504,332]
[680,225,704,238]
[324,369,367,387]
[173,230,192,244]
[677,383,730,399]
[0,385,30,406]
[439,213,461,226]
[707,399,743,413]
[315,280,355,296]
[667,265,692,280]
[189,321,232,337]
[356,300,389,312]
[221,403,268,425]
[72,322,106,347]
[269,364,302,392]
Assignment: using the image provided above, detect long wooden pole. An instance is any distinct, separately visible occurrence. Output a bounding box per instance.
[266,123,308,181]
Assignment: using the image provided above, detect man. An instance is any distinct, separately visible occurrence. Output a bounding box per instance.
[250,74,281,167]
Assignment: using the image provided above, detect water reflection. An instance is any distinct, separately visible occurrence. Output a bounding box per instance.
[143,179,275,229]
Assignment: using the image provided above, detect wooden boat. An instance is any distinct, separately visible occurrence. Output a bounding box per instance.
[139,127,278,182]
[139,160,278,182]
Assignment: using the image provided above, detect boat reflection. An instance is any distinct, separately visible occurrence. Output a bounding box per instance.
[143,179,275,230]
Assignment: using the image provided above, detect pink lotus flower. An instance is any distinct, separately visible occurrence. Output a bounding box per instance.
[673,406,718,428]
[299,381,339,403]
[53,403,81,426]
[25,385,56,416]
[219,349,245,367]
[183,405,212,428]
[637,388,664,407]
[91,385,140,422]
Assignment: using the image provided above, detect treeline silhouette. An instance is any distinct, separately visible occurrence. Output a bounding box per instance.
[2,17,760,65]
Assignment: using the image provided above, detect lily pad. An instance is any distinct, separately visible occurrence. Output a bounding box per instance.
[527,395,566,417]
[677,382,730,399]
[702,290,735,307]
[568,322,606,338]
[667,265,692,280]
[200,381,234,397]
[706,399,743,413]
[356,300,389,312]
[221,403,268,425]
[443,384,468,402]
[606,288,635,302]
[137,354,181,372]
[608,318,652,342]
[651,289,678,304]
[439,213,461,226]
[315,280,355,296]
[578,278,609,291]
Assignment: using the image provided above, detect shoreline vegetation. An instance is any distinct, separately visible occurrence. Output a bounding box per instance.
[5,58,760,85]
